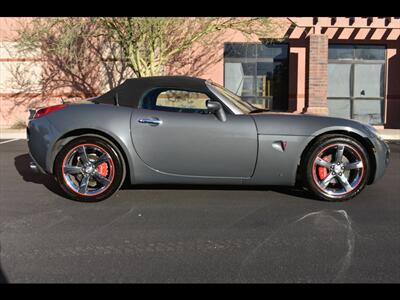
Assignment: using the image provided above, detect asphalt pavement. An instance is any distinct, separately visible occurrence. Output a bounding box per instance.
[0,139,399,283]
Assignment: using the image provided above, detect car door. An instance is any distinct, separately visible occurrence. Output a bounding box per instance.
[130,89,258,178]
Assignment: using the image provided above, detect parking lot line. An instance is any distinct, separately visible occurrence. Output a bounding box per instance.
[0,138,22,144]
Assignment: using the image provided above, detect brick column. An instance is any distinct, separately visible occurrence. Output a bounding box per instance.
[304,34,329,115]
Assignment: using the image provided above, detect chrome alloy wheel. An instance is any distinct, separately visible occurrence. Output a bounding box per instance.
[312,143,365,196]
[62,143,115,196]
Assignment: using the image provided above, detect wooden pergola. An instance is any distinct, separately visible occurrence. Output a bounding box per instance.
[285,17,400,40]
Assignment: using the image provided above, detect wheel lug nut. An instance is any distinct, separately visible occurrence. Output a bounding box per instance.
[341,166,344,170]
[339,172,342,176]
[332,171,336,175]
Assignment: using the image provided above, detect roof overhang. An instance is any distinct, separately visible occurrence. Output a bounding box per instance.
[284,17,400,41]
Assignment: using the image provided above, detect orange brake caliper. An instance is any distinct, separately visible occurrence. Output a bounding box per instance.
[317,156,330,180]
[96,162,109,177]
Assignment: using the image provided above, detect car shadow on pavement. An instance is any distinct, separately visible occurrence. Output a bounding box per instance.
[0,244,8,284]
[0,267,7,284]
[14,153,320,202]
[14,154,66,198]
[121,183,321,201]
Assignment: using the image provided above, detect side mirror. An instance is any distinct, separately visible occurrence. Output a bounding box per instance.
[206,100,227,122]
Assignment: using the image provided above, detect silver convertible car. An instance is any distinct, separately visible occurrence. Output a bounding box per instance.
[27,76,390,202]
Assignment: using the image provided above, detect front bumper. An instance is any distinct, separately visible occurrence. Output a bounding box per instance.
[370,136,390,184]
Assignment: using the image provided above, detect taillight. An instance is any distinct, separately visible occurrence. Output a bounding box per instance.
[33,104,67,119]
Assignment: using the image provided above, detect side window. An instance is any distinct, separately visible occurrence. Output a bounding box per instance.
[155,90,209,113]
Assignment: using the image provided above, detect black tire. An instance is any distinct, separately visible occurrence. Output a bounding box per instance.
[54,136,125,202]
[302,134,370,202]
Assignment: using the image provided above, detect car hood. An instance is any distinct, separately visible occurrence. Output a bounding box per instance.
[250,112,371,137]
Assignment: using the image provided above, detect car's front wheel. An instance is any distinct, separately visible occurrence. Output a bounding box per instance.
[54,136,125,202]
[303,134,370,202]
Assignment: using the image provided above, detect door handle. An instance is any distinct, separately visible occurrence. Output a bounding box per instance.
[138,117,163,126]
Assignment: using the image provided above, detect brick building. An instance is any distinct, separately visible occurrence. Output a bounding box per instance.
[1,17,399,128]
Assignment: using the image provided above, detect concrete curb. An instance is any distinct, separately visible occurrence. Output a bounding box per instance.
[376,129,400,141]
[0,129,27,140]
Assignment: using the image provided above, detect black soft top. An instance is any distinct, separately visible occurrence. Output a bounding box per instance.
[92,76,210,107]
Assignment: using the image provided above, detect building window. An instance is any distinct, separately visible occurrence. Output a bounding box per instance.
[328,44,386,125]
[224,43,289,111]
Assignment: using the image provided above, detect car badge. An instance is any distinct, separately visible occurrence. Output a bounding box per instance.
[272,140,288,152]
[281,141,287,151]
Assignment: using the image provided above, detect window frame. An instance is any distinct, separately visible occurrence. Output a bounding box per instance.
[223,42,289,110]
[138,87,233,114]
[328,44,387,125]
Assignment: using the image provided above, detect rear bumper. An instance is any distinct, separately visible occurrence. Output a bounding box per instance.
[27,116,61,174]
[371,137,390,184]
[29,156,46,174]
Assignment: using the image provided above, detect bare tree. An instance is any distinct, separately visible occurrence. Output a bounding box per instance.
[99,17,278,78]
[8,17,132,103]
[7,17,280,109]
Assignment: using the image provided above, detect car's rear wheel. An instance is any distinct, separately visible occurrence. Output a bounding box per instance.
[303,134,370,201]
[54,136,125,202]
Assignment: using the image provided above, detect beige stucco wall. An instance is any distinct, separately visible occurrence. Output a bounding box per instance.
[0,18,44,125]
[0,17,291,126]
[0,17,399,128]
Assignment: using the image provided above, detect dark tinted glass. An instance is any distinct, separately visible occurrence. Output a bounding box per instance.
[355,45,385,60]
[224,43,288,60]
[242,63,256,75]
[257,44,288,60]
[256,62,273,75]
[329,44,385,60]
[327,45,386,125]
[224,44,256,58]
[328,45,354,60]
[224,43,288,110]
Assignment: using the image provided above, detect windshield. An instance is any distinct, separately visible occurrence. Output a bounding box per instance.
[207,82,262,114]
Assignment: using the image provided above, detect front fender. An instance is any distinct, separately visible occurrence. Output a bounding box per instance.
[249,113,374,186]
[310,125,370,140]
